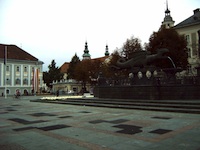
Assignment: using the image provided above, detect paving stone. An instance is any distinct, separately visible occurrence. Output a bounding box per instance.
[37,124,71,131]
[149,129,173,134]
[1,96,200,150]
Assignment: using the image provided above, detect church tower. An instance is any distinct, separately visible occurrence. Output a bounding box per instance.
[162,0,175,28]
[104,44,110,56]
[82,41,91,60]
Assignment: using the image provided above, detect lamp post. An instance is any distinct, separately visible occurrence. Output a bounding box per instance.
[4,46,7,99]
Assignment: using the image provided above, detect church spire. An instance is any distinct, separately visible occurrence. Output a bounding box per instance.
[105,44,110,56]
[82,41,91,60]
[162,0,175,28]
[165,0,170,16]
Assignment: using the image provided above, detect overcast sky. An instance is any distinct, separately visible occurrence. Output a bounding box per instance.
[0,0,199,71]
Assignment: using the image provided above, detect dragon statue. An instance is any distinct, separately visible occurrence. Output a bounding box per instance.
[116,48,169,69]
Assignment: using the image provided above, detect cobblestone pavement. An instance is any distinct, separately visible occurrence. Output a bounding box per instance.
[0,96,200,150]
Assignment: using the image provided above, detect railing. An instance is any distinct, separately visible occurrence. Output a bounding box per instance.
[97,75,200,86]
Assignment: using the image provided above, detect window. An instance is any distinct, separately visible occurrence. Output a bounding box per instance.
[23,78,28,85]
[6,78,10,85]
[15,78,20,85]
[6,66,9,71]
[24,66,27,72]
[31,79,33,85]
[188,48,191,58]
[185,35,190,44]
[16,66,20,72]
[6,89,9,94]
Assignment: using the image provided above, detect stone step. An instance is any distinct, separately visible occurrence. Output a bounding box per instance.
[45,100,200,114]
[31,98,200,114]
[65,98,200,109]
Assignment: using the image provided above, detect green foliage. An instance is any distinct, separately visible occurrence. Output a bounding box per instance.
[43,60,63,88]
[74,59,101,88]
[101,50,121,78]
[67,54,80,79]
[146,27,188,69]
[121,36,143,60]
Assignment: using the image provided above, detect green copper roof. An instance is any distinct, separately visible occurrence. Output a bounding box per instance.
[82,42,91,59]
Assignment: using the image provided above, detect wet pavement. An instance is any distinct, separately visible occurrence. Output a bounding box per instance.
[0,96,200,150]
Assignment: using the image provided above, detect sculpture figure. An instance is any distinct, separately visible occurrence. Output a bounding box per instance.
[116,48,169,69]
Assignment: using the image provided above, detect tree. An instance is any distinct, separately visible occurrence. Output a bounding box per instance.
[74,59,101,92]
[43,60,63,88]
[67,54,80,79]
[121,36,143,60]
[101,50,121,78]
[146,26,188,69]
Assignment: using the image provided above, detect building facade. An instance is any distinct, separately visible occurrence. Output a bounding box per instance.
[0,44,43,96]
[52,42,110,94]
[162,1,175,28]
[161,3,200,75]
[174,9,200,75]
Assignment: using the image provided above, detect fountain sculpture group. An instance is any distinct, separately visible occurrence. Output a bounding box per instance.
[94,48,200,100]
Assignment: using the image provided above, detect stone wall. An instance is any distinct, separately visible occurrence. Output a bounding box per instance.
[94,85,200,100]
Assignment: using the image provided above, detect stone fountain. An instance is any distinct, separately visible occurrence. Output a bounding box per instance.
[94,48,200,100]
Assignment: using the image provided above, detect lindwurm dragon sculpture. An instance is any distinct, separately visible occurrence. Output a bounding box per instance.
[116,48,169,69]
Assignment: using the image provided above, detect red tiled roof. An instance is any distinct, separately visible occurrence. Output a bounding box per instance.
[60,62,70,73]
[0,44,38,61]
[92,56,109,62]
[60,56,109,73]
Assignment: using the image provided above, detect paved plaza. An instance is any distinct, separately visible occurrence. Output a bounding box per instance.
[0,96,200,150]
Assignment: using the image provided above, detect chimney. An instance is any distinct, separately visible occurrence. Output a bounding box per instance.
[193,8,200,14]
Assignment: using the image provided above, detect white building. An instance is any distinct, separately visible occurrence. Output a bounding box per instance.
[161,2,200,75]
[162,1,175,28]
[0,44,43,96]
[174,9,200,75]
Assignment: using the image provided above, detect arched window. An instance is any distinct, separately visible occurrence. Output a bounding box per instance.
[15,78,20,85]
[6,89,9,94]
[24,89,28,95]
[6,78,11,85]
[23,78,28,85]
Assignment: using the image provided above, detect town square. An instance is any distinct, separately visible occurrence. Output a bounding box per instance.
[0,0,200,149]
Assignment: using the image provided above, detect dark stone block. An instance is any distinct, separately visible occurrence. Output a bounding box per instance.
[79,111,91,113]
[94,85,200,100]
[149,129,172,134]
[108,119,129,124]
[11,105,21,106]
[152,116,171,120]
[113,124,142,135]
[58,116,72,118]
[89,120,105,124]
[13,126,35,131]
[9,118,46,125]
[29,113,56,117]
[37,124,70,131]
[89,119,129,124]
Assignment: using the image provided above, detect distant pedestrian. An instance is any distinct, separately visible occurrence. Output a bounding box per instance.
[56,90,59,97]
